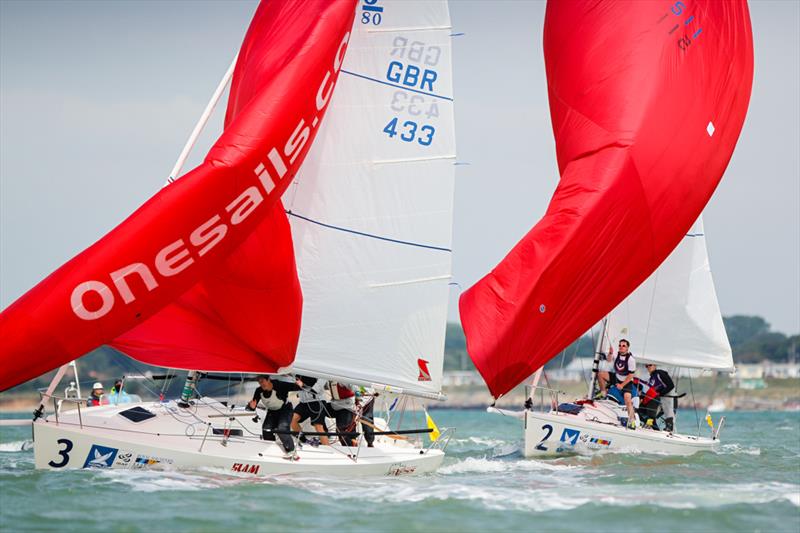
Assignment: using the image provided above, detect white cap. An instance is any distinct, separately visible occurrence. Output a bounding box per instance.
[92,382,104,390]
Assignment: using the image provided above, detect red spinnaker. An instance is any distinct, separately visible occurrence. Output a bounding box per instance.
[0,0,357,391]
[459,0,753,398]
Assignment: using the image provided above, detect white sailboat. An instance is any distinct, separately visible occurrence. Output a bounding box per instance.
[522,217,734,456]
[30,0,457,476]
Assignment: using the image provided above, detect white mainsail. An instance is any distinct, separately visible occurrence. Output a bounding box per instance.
[607,217,734,371]
[287,1,456,398]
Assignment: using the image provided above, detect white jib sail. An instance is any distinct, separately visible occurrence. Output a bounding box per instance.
[286,1,456,398]
[607,217,734,371]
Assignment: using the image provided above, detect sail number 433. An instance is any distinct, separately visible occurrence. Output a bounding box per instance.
[383,117,435,146]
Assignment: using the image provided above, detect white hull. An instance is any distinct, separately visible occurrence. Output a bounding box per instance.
[523,405,719,457]
[33,398,444,477]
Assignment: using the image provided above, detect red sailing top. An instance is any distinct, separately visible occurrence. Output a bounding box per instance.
[459,0,754,398]
[0,0,357,391]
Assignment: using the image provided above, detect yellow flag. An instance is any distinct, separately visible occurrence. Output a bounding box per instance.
[425,409,440,442]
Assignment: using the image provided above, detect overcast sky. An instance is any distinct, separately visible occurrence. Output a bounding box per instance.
[1,1,798,335]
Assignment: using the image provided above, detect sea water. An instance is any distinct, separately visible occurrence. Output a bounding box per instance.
[1,410,798,532]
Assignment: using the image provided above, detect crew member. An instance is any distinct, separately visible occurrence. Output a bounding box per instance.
[247,375,301,459]
[291,375,331,445]
[328,382,356,446]
[639,363,675,431]
[108,378,131,405]
[87,382,104,407]
[607,339,638,429]
[356,388,376,448]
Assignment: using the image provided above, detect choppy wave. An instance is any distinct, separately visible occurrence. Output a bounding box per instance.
[452,436,508,448]
[0,410,797,529]
[439,456,582,475]
[0,440,33,452]
[720,443,762,456]
[97,468,239,493]
[271,471,800,513]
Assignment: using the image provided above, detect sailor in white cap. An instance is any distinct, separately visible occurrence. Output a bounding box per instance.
[88,382,104,407]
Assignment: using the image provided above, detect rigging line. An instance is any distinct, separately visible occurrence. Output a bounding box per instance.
[685,233,705,237]
[286,210,452,252]
[688,372,701,436]
[340,70,454,101]
[111,352,161,397]
[642,268,660,359]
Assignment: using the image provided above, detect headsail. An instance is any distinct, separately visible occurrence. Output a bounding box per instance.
[287,0,457,398]
[608,217,733,371]
[0,0,358,390]
[460,1,753,398]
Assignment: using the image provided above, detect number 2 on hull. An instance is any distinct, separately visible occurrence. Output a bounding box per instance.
[535,424,553,451]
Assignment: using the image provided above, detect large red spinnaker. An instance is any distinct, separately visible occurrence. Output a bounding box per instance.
[0,0,357,391]
[459,0,754,398]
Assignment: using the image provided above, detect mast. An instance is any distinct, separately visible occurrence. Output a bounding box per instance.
[587,317,609,399]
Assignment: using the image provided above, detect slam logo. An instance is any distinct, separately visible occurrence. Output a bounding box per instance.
[83,444,119,469]
[417,359,431,381]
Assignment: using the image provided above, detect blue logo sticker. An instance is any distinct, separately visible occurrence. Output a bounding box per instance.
[83,444,118,468]
[559,428,581,446]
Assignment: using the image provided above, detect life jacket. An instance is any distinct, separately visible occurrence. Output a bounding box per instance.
[641,383,659,405]
[614,352,633,377]
[329,382,355,400]
[257,389,285,411]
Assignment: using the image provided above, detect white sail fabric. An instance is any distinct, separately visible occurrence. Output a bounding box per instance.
[287,1,456,397]
[607,217,734,371]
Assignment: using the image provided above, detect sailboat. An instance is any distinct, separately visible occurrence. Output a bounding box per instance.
[520,216,734,455]
[1,0,457,475]
[460,1,753,456]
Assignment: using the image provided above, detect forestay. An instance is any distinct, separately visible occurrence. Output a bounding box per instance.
[287,0,456,398]
[607,217,733,371]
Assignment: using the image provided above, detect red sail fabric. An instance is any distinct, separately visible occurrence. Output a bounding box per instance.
[459,0,753,398]
[0,0,357,391]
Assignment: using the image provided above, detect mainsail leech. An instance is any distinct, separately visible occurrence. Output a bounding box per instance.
[459,0,754,398]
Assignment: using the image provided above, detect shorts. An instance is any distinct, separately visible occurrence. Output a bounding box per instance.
[294,401,331,426]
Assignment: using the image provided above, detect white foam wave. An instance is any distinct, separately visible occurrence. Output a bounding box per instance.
[438,456,583,476]
[452,436,508,447]
[98,468,235,492]
[0,440,33,452]
[720,443,762,456]
[272,469,800,513]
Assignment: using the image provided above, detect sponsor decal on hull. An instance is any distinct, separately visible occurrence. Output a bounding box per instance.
[133,454,173,469]
[114,450,134,468]
[83,444,118,469]
[579,433,612,447]
[556,427,581,452]
[231,463,260,475]
[387,463,417,476]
